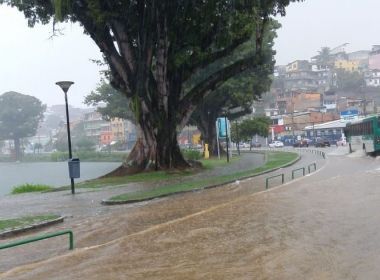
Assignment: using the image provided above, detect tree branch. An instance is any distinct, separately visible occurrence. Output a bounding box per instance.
[110,20,136,74]
[184,35,251,81]
[179,55,260,116]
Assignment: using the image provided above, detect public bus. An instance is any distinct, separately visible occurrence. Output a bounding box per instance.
[345,115,380,154]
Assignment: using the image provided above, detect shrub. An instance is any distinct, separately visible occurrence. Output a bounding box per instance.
[182,149,202,160]
[11,184,53,194]
[50,151,69,162]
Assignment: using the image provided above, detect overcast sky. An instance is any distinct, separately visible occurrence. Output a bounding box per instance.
[0,1,379,108]
[275,0,380,65]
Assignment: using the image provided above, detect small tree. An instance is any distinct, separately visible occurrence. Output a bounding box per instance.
[0,92,46,160]
[335,69,365,91]
[84,81,135,122]
[231,117,270,143]
[33,143,43,154]
[75,137,96,151]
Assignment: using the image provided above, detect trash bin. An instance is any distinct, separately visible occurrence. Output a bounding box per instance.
[68,158,80,178]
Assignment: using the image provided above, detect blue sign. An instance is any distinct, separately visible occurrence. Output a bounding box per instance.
[340,109,358,120]
[217,117,229,138]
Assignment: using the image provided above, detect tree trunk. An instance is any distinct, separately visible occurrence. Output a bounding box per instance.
[104,113,189,177]
[198,112,218,156]
[14,138,21,161]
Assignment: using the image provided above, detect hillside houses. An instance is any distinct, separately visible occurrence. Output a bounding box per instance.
[261,44,380,141]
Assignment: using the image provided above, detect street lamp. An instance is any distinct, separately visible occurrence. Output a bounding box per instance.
[56,81,76,194]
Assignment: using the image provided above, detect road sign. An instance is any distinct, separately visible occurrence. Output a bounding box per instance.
[340,109,359,120]
[217,117,229,138]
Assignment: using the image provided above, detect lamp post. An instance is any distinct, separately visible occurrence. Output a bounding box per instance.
[56,81,75,194]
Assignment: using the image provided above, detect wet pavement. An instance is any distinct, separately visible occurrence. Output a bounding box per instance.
[0,149,340,278]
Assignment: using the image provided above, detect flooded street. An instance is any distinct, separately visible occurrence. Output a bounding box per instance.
[2,150,380,279]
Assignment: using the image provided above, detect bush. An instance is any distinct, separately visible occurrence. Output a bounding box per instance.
[12,184,53,194]
[49,151,128,162]
[50,151,69,162]
[182,149,202,160]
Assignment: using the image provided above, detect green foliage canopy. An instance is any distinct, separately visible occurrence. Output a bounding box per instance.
[84,81,135,122]
[335,69,365,91]
[231,116,270,142]
[0,91,46,140]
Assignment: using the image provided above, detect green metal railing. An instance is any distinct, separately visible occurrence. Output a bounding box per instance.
[266,174,284,189]
[0,230,74,251]
[308,162,317,173]
[292,167,305,179]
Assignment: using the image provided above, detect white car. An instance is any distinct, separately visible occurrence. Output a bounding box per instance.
[269,141,284,148]
[238,142,250,149]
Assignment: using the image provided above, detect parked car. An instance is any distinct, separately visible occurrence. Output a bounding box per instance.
[251,142,262,148]
[336,138,347,146]
[314,138,330,147]
[293,139,309,148]
[269,141,284,148]
[238,142,250,149]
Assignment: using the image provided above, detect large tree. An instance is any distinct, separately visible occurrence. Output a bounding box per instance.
[2,0,300,173]
[0,91,46,160]
[87,26,277,157]
[191,20,279,155]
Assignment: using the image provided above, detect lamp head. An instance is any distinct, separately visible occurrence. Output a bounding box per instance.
[56,81,74,93]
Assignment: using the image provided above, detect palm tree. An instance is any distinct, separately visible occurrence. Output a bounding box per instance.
[316,47,333,68]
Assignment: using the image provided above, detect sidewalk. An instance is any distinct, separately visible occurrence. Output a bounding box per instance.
[0,149,326,272]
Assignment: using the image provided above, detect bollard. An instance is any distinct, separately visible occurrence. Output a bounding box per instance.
[292,167,305,179]
[308,162,317,173]
[266,174,285,189]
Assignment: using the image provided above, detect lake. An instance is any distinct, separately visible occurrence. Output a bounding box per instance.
[0,162,121,196]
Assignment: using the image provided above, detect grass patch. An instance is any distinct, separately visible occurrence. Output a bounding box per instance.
[199,156,239,169]
[53,156,240,192]
[108,151,298,202]
[0,214,60,232]
[51,170,194,192]
[11,184,54,194]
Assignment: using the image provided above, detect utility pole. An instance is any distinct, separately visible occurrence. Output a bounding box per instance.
[291,99,295,141]
[362,86,367,117]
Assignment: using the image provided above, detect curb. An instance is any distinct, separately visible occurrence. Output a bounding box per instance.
[101,151,302,206]
[0,216,64,239]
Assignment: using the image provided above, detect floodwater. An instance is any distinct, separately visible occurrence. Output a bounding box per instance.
[2,150,380,279]
[0,162,121,196]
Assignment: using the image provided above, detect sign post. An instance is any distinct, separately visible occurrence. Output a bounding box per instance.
[216,117,231,162]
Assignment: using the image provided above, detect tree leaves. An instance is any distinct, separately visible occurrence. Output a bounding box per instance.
[0,91,46,140]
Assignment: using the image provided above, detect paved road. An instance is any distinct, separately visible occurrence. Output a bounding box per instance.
[0,149,327,278]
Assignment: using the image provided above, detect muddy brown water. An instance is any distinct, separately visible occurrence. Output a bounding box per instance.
[4,150,377,279]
